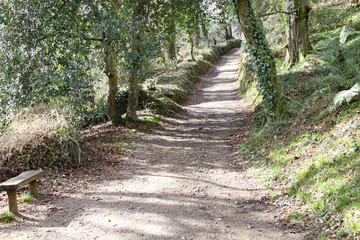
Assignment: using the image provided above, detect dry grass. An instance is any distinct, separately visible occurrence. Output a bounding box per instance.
[0,107,82,181]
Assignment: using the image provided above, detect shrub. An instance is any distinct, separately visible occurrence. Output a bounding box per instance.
[0,107,82,181]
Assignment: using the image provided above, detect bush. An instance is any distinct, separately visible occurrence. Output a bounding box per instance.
[0,107,82,181]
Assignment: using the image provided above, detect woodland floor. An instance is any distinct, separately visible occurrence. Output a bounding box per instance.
[0,49,310,240]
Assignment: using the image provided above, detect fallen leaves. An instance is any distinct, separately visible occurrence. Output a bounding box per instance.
[0,123,129,214]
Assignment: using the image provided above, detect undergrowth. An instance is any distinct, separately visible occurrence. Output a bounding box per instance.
[0,107,82,182]
[238,2,360,238]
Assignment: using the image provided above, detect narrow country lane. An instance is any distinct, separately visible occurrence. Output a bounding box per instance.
[1,49,306,240]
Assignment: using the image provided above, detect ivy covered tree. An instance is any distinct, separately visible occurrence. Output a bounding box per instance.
[233,0,282,119]
[126,0,150,122]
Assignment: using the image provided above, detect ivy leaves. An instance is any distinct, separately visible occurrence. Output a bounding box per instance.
[234,0,282,119]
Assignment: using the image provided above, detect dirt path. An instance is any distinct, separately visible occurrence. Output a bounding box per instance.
[1,49,306,240]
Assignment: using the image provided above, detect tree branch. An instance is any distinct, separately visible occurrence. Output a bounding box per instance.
[71,34,104,42]
[258,10,297,18]
[110,0,121,11]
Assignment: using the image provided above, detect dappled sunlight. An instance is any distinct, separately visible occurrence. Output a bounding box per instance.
[0,48,304,240]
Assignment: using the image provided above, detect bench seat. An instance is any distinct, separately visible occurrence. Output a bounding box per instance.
[0,170,44,214]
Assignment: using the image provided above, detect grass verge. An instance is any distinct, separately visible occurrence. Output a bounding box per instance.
[237,3,360,238]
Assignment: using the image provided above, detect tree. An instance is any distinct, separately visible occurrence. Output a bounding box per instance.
[218,5,234,40]
[0,0,134,126]
[233,0,282,119]
[91,1,124,125]
[154,0,178,60]
[165,7,177,60]
[178,0,205,61]
[0,0,104,125]
[285,0,312,65]
[126,0,150,122]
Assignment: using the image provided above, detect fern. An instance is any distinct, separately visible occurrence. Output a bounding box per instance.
[340,26,351,46]
[345,58,360,78]
[317,83,360,119]
[313,64,343,75]
[328,83,360,112]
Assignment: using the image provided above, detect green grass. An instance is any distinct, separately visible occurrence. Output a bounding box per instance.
[238,2,360,237]
[0,212,15,224]
[288,212,305,221]
[20,193,34,203]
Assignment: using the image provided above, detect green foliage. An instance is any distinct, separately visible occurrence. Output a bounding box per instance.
[0,0,127,128]
[139,115,163,123]
[325,83,360,114]
[310,1,350,34]
[114,87,181,117]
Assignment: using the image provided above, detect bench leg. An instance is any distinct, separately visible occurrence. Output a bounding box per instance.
[29,180,39,198]
[7,189,18,214]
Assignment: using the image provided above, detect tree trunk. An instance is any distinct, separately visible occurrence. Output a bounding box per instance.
[195,23,201,47]
[168,33,176,60]
[233,0,282,119]
[126,1,148,122]
[104,40,120,125]
[127,66,139,122]
[224,26,230,40]
[285,0,312,65]
[200,15,210,46]
[166,11,176,60]
[228,25,233,39]
[190,36,195,61]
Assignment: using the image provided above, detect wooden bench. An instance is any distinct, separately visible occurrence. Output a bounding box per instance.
[0,170,44,214]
